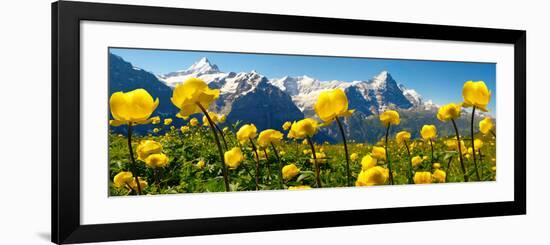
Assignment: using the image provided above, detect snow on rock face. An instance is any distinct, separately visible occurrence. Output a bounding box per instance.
[156,57,422,116]
[158,57,227,87]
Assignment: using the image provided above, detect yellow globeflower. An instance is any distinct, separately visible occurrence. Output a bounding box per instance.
[257,129,284,148]
[437,103,462,122]
[218,114,226,123]
[153,128,159,133]
[129,177,148,191]
[144,153,169,168]
[361,154,377,171]
[282,121,292,131]
[282,164,300,180]
[314,88,354,122]
[433,169,446,183]
[224,147,244,169]
[236,124,258,144]
[151,117,161,125]
[303,149,312,155]
[411,156,423,167]
[433,163,441,169]
[479,117,494,134]
[413,172,432,184]
[113,171,133,188]
[350,153,359,161]
[189,118,199,127]
[164,118,172,126]
[171,77,220,118]
[180,126,190,133]
[474,139,484,150]
[395,131,411,145]
[445,139,466,152]
[196,160,205,169]
[109,88,159,125]
[288,118,319,139]
[309,152,327,164]
[379,110,400,126]
[202,112,220,126]
[288,185,312,190]
[136,140,162,161]
[462,80,491,112]
[356,166,389,186]
[420,125,437,140]
[371,146,386,160]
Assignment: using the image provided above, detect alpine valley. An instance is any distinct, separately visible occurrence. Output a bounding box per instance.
[109,53,488,143]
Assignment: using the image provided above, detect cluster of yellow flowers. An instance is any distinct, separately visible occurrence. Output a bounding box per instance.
[108,76,496,195]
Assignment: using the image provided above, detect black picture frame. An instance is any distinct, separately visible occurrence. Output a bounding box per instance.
[52,1,526,244]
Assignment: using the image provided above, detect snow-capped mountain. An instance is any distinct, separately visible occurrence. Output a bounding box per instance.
[158,57,229,87]
[157,57,429,118]
[111,54,467,142]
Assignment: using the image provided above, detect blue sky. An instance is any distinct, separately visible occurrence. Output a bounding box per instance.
[110,47,496,113]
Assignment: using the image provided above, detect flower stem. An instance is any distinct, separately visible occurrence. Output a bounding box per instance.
[384,124,394,185]
[490,130,496,137]
[335,117,351,187]
[270,142,285,189]
[451,119,469,182]
[197,104,229,191]
[445,155,453,183]
[404,140,414,184]
[127,123,141,195]
[249,138,261,190]
[429,139,435,171]
[306,136,322,188]
[470,106,480,180]
[263,149,272,183]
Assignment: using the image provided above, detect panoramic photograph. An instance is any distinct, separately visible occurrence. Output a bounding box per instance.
[108,47,496,196]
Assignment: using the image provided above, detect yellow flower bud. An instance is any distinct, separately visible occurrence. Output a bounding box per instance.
[413,172,432,184]
[109,89,159,125]
[433,163,441,169]
[180,126,190,133]
[236,124,258,144]
[171,77,220,118]
[462,80,491,112]
[288,118,319,139]
[411,156,423,167]
[371,146,386,160]
[113,171,133,188]
[350,153,359,161]
[257,129,284,148]
[432,169,446,183]
[136,140,163,161]
[356,166,389,186]
[144,153,169,168]
[479,117,494,134]
[420,124,437,140]
[282,164,300,180]
[361,154,377,171]
[189,118,199,127]
[395,131,411,145]
[437,103,462,122]
[164,118,172,126]
[379,110,400,126]
[129,177,148,191]
[314,88,354,123]
[309,152,327,164]
[196,160,205,169]
[224,147,244,169]
[282,121,292,131]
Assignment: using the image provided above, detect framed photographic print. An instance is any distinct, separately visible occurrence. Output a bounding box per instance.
[52,1,526,244]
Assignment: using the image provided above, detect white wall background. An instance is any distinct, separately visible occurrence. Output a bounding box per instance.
[0,0,545,244]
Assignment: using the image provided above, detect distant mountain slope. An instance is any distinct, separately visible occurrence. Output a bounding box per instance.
[111,54,491,142]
